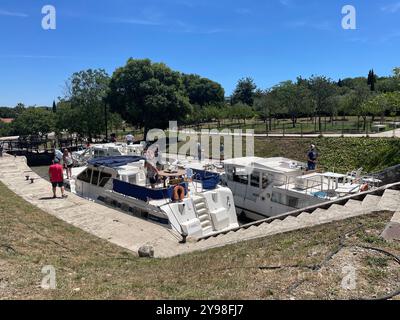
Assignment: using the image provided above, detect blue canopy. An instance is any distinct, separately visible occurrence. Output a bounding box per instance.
[88,156,146,168]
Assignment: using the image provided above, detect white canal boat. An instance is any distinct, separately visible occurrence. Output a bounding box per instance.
[68,156,238,239]
[222,157,381,220]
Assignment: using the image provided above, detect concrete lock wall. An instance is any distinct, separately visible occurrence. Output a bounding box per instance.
[375,164,400,185]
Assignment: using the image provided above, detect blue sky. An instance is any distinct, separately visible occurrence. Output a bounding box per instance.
[0,0,400,106]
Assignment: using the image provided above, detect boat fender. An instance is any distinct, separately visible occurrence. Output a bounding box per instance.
[173,185,185,202]
[360,183,369,192]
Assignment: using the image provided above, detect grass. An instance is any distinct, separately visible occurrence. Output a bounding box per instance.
[186,117,399,135]
[253,137,400,173]
[0,181,399,300]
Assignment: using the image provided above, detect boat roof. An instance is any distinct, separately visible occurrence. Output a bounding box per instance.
[223,157,305,173]
[88,156,146,168]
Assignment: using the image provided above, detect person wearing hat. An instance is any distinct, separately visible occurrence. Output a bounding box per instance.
[49,158,67,198]
[307,144,318,171]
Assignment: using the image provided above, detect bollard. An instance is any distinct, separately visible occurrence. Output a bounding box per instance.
[25,175,30,181]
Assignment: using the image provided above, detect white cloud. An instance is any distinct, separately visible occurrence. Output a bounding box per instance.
[381,2,400,13]
[0,9,28,17]
[105,17,162,26]
[0,55,68,59]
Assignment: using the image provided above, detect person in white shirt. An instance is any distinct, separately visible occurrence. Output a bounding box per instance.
[126,133,134,145]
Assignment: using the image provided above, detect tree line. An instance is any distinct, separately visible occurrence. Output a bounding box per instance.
[1,59,399,139]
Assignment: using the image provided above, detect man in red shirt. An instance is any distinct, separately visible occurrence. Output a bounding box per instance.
[49,158,67,198]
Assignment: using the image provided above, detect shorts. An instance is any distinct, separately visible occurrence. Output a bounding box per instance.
[149,177,157,184]
[51,181,64,188]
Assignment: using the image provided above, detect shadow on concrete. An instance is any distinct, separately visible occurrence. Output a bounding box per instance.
[38,197,56,200]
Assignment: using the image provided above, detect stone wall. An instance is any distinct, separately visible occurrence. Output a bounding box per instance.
[375,164,400,185]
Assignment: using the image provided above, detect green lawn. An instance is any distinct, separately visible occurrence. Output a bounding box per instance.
[184,117,399,135]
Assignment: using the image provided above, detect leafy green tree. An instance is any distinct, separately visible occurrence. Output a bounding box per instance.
[231,77,257,106]
[181,74,225,106]
[12,108,55,136]
[253,90,280,131]
[393,67,400,79]
[272,81,313,128]
[0,122,13,137]
[108,112,124,134]
[367,69,377,91]
[63,69,110,141]
[108,59,191,136]
[308,76,338,131]
[347,86,372,129]
[202,106,226,128]
[228,103,254,124]
[55,100,82,136]
[0,107,17,118]
[14,103,26,115]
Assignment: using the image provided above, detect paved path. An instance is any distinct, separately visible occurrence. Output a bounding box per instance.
[0,154,187,258]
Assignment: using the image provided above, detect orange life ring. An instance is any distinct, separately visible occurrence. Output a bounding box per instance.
[360,183,369,192]
[173,185,185,202]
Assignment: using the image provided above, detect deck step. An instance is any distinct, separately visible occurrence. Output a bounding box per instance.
[197,208,207,215]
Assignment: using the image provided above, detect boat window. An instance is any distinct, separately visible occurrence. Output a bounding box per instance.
[250,172,260,188]
[128,175,137,185]
[233,172,249,185]
[287,196,299,208]
[91,170,100,185]
[99,172,112,187]
[262,173,270,189]
[271,192,282,204]
[77,169,92,183]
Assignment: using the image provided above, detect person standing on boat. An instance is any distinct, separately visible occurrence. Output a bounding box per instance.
[307,144,318,171]
[63,149,73,179]
[49,158,67,198]
[126,133,134,145]
[145,161,159,189]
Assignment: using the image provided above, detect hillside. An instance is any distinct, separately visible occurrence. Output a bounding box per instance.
[254,137,400,173]
[0,181,399,300]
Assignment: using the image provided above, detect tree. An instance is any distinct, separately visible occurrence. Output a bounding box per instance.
[367,69,377,91]
[63,69,110,141]
[11,107,55,137]
[52,100,57,113]
[181,74,225,106]
[202,106,225,128]
[253,90,279,132]
[231,77,257,106]
[308,76,338,131]
[347,86,372,129]
[393,67,400,79]
[228,103,254,124]
[272,80,313,128]
[0,107,17,118]
[15,103,26,115]
[108,59,191,137]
